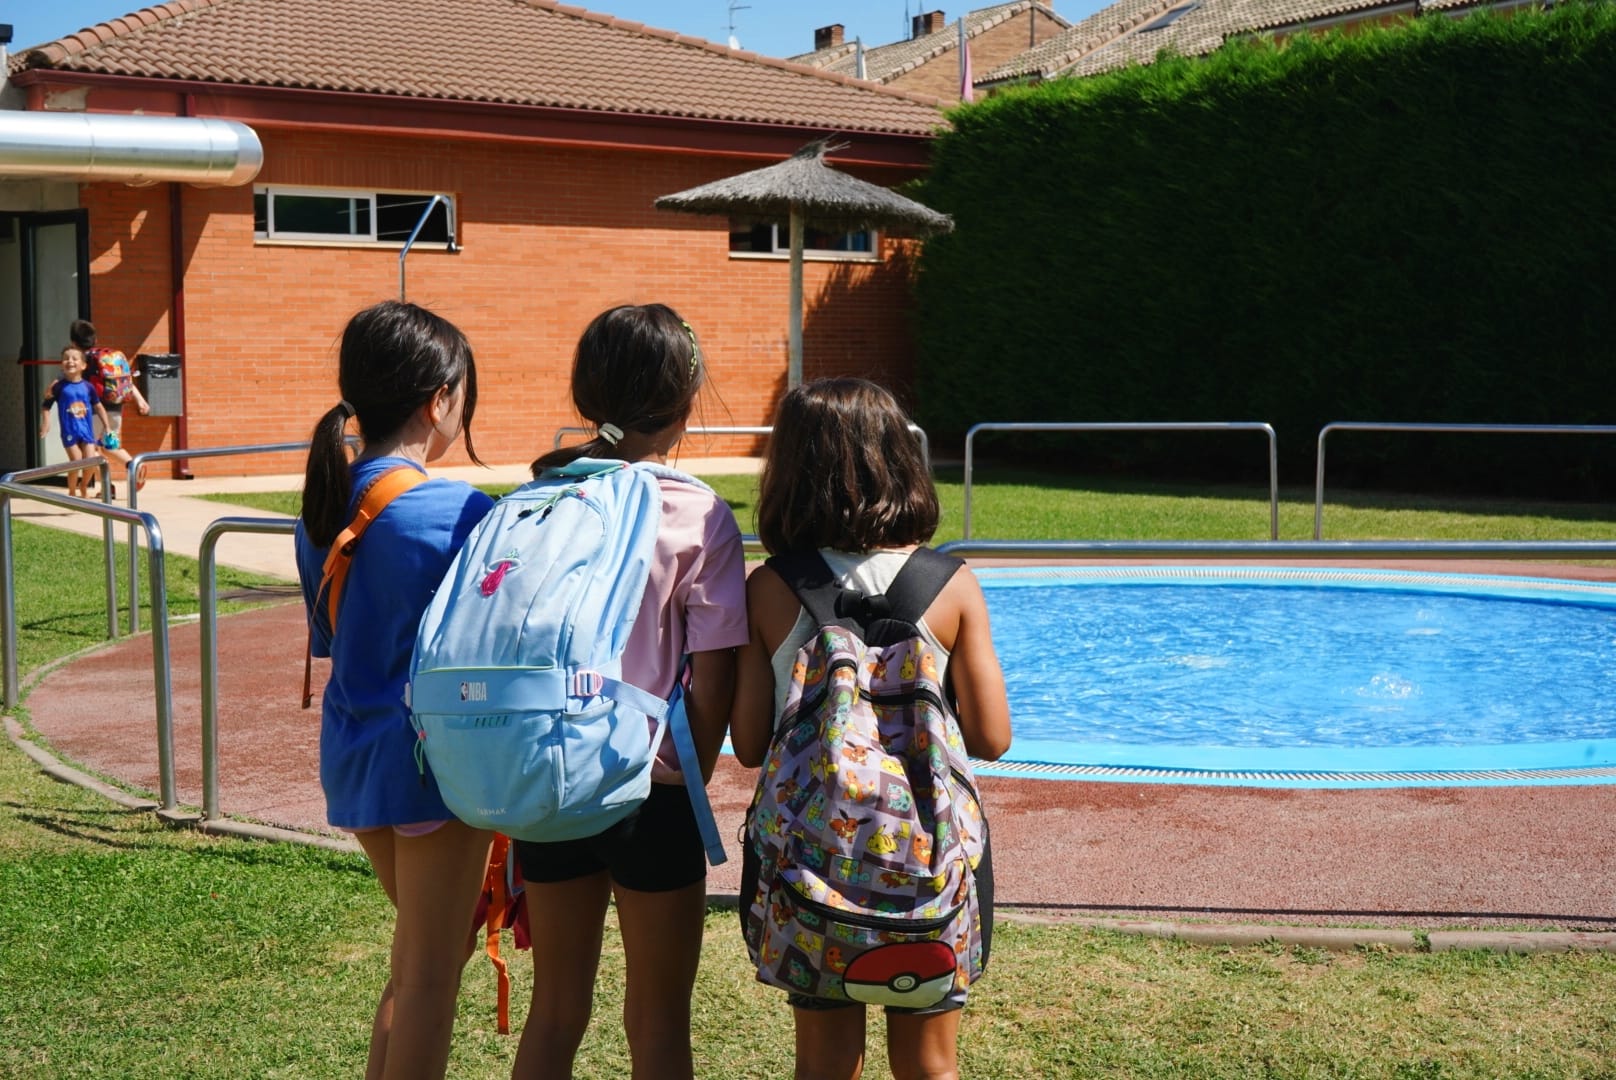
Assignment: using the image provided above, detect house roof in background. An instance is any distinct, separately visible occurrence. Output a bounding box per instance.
[10,0,947,136]
[790,2,1069,84]
[983,0,1491,82]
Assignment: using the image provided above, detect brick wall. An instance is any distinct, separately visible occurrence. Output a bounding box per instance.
[81,131,924,475]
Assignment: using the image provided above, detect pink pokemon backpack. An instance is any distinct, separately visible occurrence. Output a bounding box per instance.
[740,548,987,1009]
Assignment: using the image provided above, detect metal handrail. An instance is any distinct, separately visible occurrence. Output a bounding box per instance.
[0,479,180,810]
[1313,422,1616,539]
[1,457,119,639]
[552,423,932,467]
[124,439,345,633]
[198,517,299,821]
[936,538,1616,561]
[962,423,1280,541]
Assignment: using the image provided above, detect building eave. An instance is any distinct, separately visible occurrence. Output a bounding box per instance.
[9,70,943,168]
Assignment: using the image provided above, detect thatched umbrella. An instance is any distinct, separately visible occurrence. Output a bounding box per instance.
[656,138,953,388]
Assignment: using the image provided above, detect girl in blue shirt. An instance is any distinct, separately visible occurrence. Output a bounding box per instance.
[295,300,494,1080]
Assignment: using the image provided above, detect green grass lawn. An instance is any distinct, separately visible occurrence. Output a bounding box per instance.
[199,466,1616,544]
[7,475,1616,1077]
[4,736,1616,1079]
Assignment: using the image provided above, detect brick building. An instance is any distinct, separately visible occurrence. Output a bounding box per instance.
[1,0,946,476]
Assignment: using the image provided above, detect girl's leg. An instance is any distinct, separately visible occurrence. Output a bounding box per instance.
[511,871,612,1079]
[358,821,493,1080]
[612,881,706,1080]
[793,1005,867,1080]
[885,1010,962,1080]
[355,827,400,1080]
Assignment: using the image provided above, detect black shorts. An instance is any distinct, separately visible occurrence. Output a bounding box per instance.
[514,781,706,893]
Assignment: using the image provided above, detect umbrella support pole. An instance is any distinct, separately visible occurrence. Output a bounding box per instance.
[788,209,805,389]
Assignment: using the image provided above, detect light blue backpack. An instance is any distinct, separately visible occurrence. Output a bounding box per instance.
[407,458,725,863]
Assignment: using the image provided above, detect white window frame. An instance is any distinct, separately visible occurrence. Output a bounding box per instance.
[252,185,457,249]
[728,222,881,263]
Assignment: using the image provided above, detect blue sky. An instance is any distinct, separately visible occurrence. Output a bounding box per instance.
[5,1,1098,58]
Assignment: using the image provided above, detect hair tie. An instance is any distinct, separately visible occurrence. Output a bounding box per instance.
[598,422,624,446]
[680,320,700,377]
[336,399,355,420]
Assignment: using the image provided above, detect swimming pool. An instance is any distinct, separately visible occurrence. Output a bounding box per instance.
[977,567,1616,787]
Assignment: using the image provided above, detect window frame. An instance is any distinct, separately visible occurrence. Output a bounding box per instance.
[727,221,882,263]
[252,185,458,249]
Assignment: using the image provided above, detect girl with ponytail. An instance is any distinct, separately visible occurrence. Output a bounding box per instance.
[295,299,495,1079]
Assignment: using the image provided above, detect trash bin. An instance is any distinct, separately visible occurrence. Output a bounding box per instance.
[136,353,183,417]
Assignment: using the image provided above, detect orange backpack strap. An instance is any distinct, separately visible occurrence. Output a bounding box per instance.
[484,833,514,1034]
[301,466,428,709]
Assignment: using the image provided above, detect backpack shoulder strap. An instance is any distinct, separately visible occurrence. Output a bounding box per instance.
[880,548,965,627]
[303,466,426,710]
[764,550,844,630]
[318,465,428,630]
[765,548,964,641]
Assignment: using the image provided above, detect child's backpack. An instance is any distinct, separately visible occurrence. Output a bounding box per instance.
[89,347,134,405]
[304,463,532,1032]
[407,458,726,863]
[741,548,987,1009]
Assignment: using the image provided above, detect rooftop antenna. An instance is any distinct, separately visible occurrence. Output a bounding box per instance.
[726,0,750,49]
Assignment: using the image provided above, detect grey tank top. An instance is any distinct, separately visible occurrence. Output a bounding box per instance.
[767,549,951,727]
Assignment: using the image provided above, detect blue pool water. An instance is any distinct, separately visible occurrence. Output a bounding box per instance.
[976,567,1616,785]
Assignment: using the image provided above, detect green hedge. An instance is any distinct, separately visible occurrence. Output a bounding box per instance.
[915,2,1616,496]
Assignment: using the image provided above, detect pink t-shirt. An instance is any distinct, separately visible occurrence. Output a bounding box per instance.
[626,477,748,780]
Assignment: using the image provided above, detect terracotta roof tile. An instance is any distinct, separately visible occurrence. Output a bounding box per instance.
[12,0,947,135]
[983,0,1183,80]
[791,2,1069,83]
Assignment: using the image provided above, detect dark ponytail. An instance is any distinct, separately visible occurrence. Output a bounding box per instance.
[532,303,703,475]
[300,300,481,546]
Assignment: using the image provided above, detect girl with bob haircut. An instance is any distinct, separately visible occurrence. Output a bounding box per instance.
[731,376,1012,1080]
[295,300,495,1080]
[512,303,748,1080]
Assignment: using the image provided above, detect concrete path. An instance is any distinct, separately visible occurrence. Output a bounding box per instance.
[8,457,762,581]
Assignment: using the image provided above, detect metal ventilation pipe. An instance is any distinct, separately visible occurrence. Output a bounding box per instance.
[0,111,263,186]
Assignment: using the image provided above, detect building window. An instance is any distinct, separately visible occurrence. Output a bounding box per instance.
[252,186,455,246]
[729,221,879,260]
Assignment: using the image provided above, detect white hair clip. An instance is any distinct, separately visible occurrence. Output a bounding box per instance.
[598,422,624,446]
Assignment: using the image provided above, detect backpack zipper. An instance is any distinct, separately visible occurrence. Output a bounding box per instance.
[787,882,965,935]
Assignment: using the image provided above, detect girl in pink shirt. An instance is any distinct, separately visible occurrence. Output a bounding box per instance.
[512,304,746,1080]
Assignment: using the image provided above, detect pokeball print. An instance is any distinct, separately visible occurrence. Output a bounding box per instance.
[841,942,957,1008]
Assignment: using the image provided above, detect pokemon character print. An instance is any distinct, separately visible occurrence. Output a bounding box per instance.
[743,550,986,1010]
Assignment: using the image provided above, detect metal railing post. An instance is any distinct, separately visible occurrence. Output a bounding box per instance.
[126,439,350,631]
[963,427,977,540]
[1,494,15,709]
[1313,422,1616,539]
[0,459,124,649]
[0,480,177,808]
[935,538,1616,562]
[962,422,1280,541]
[199,516,298,820]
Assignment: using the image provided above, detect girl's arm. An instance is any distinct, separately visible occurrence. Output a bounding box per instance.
[130,384,150,415]
[93,401,112,434]
[940,570,1013,761]
[684,646,737,782]
[730,565,796,768]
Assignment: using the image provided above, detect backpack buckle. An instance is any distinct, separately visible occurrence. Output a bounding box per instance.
[570,670,605,699]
